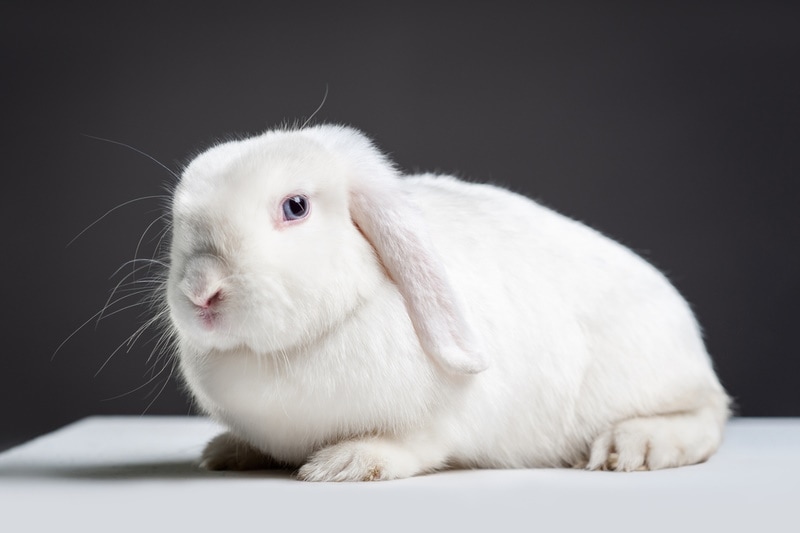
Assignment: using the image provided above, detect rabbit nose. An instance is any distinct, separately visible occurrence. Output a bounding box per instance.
[189,288,222,310]
[181,253,227,310]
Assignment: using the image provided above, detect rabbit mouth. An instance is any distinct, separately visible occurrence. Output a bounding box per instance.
[196,306,219,330]
[188,287,223,331]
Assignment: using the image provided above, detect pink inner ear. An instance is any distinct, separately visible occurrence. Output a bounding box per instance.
[350,185,488,375]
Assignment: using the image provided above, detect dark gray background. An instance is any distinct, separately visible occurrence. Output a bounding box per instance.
[3,2,798,451]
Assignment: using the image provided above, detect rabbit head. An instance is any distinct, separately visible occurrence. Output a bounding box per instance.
[166,125,487,374]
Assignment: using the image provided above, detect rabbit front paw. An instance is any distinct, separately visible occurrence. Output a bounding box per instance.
[200,432,280,471]
[298,438,427,482]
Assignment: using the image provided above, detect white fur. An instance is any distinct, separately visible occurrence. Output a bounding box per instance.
[165,124,730,481]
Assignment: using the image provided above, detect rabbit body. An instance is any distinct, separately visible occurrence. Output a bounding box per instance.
[167,125,729,481]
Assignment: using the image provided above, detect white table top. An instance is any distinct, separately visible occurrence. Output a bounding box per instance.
[1,416,797,532]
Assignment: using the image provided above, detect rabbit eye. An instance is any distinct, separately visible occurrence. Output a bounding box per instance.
[282,195,309,221]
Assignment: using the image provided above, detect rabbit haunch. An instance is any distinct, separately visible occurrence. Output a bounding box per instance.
[165,124,729,481]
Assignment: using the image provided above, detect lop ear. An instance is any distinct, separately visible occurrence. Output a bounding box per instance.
[349,170,489,375]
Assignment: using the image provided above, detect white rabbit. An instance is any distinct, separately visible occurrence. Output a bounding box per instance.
[165,124,730,481]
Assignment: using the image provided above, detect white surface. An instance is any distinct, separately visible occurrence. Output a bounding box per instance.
[0,417,797,532]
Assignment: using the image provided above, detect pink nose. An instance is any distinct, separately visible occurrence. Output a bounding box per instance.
[190,289,222,310]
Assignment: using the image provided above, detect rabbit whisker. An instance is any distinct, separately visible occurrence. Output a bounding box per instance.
[67,194,169,247]
[300,84,329,130]
[142,358,178,414]
[81,134,180,181]
[132,213,171,280]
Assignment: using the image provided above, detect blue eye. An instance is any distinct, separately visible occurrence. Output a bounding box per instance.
[282,195,309,221]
